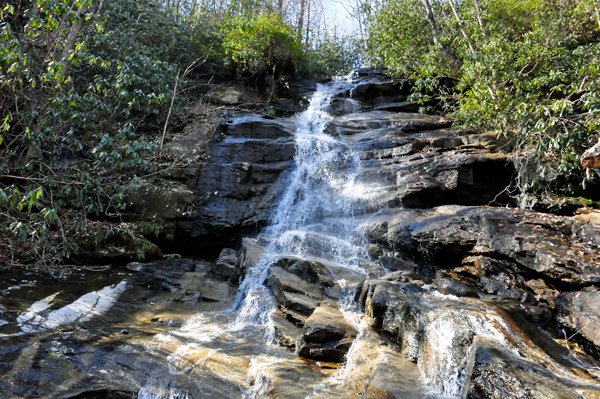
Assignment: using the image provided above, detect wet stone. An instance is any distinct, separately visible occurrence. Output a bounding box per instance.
[211,247,238,277]
[298,305,357,363]
[557,288,600,353]
[466,343,592,399]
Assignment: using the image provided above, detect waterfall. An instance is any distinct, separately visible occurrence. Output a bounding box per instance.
[138,75,385,398]
[232,76,378,333]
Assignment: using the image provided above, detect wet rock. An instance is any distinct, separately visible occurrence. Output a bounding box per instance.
[362,147,514,208]
[380,270,433,285]
[435,277,480,298]
[557,288,600,353]
[344,334,436,399]
[298,305,357,363]
[378,255,416,272]
[268,267,324,301]
[329,98,363,115]
[183,114,296,246]
[478,276,529,301]
[280,78,317,99]
[267,265,323,316]
[271,310,302,348]
[356,277,600,396]
[364,206,600,286]
[211,248,238,277]
[332,111,451,136]
[232,238,265,284]
[247,357,352,399]
[275,256,335,287]
[366,244,384,258]
[466,342,592,399]
[269,98,305,116]
[373,101,422,113]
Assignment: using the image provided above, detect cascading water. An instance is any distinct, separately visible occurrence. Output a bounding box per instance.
[138,75,386,398]
[3,71,599,399]
[232,76,380,334]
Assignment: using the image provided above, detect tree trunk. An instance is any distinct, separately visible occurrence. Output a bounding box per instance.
[60,4,87,73]
[298,0,306,38]
[305,0,310,48]
[419,0,458,66]
[447,0,476,55]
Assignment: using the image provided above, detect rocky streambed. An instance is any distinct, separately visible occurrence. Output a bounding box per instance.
[2,70,600,398]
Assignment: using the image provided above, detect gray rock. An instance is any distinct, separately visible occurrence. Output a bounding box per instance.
[466,342,591,399]
[183,114,296,246]
[435,277,480,298]
[268,267,324,300]
[557,289,600,351]
[211,248,238,277]
[364,206,600,286]
[298,305,357,363]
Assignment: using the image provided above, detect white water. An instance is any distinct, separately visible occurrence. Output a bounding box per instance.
[17,281,127,333]
[138,76,389,398]
[232,77,380,334]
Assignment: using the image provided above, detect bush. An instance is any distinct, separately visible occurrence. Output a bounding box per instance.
[367,0,600,196]
[220,13,302,78]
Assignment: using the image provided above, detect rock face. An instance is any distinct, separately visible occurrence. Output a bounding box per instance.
[6,71,600,398]
[179,114,296,247]
[558,289,600,355]
[364,205,600,287]
[355,277,600,398]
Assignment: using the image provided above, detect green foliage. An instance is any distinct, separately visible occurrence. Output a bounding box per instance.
[0,0,356,269]
[220,13,302,76]
[303,32,363,79]
[368,0,600,196]
[0,0,193,268]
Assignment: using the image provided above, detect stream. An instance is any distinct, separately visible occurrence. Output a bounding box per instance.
[2,72,600,399]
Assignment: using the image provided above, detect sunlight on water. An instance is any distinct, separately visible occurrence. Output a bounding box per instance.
[137,75,387,398]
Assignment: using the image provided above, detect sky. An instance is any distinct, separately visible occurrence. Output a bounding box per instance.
[322,1,360,35]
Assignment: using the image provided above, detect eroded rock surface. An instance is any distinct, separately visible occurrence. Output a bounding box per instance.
[364,205,600,287]
[181,114,296,246]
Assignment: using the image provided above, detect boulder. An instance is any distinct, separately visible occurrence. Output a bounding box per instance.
[268,266,324,300]
[211,248,238,278]
[298,305,357,363]
[557,288,600,354]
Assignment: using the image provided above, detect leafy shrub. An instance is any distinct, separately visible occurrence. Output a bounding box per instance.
[220,13,302,77]
[367,0,600,197]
